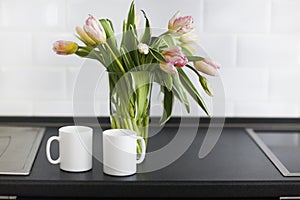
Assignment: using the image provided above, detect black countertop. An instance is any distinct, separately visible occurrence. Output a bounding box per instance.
[1,118,300,199]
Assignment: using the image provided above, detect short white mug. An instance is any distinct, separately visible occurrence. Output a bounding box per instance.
[46,125,93,172]
[103,129,146,176]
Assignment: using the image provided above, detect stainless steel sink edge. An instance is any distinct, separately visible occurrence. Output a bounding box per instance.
[246,128,293,177]
[0,127,45,175]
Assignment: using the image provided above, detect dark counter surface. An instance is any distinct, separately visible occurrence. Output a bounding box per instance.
[0,118,300,199]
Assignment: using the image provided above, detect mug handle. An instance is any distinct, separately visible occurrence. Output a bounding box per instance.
[136,136,146,164]
[46,136,61,164]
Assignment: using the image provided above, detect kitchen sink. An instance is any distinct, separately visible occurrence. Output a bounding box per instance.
[0,126,44,175]
[247,128,300,177]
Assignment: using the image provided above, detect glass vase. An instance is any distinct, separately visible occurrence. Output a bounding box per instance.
[108,71,152,154]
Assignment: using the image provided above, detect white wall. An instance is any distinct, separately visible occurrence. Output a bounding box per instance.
[0,0,299,117]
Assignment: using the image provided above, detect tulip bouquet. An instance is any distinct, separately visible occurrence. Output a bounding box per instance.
[53,2,220,152]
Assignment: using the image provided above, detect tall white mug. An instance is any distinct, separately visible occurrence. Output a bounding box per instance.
[103,129,146,176]
[46,126,93,172]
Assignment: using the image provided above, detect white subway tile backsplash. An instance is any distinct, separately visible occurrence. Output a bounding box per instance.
[0,67,66,101]
[66,60,109,103]
[0,32,32,66]
[0,0,299,117]
[234,101,300,117]
[0,101,32,116]
[33,101,109,116]
[67,0,133,34]
[70,102,109,117]
[237,35,300,67]
[33,101,73,116]
[271,0,300,34]
[221,68,269,101]
[136,0,203,31]
[203,0,270,33]
[198,34,236,68]
[217,101,234,117]
[237,36,270,67]
[269,69,300,101]
[151,78,227,117]
[32,33,83,67]
[0,0,65,31]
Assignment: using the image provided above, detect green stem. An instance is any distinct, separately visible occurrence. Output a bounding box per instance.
[185,64,201,77]
[104,42,126,73]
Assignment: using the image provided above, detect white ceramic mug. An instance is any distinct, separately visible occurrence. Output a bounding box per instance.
[46,126,93,172]
[103,129,146,176]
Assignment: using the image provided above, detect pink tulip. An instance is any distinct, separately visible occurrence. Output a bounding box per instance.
[160,62,178,75]
[52,40,78,55]
[162,46,188,67]
[203,59,221,70]
[84,15,106,44]
[194,59,220,76]
[168,11,194,34]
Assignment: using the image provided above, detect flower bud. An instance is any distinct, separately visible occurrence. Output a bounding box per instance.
[199,75,213,96]
[137,43,149,55]
[53,41,78,55]
[84,15,106,44]
[194,59,220,76]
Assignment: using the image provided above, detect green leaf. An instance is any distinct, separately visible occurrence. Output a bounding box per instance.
[185,64,213,97]
[181,45,193,57]
[161,34,176,47]
[75,49,89,57]
[128,25,140,67]
[149,48,166,63]
[177,68,210,116]
[75,48,104,63]
[160,86,174,125]
[140,10,151,45]
[130,71,152,119]
[186,56,205,62]
[150,36,159,46]
[121,20,127,47]
[100,19,118,51]
[121,24,140,68]
[129,25,139,42]
[151,37,163,49]
[120,47,135,71]
[145,53,154,64]
[160,71,173,91]
[172,73,190,113]
[96,45,110,67]
[106,18,115,32]
[126,1,136,33]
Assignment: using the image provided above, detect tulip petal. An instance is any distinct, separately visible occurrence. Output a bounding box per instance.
[204,59,221,69]
[161,46,188,67]
[160,63,178,75]
[194,60,218,76]
[84,15,106,44]
[76,26,96,46]
[168,11,194,34]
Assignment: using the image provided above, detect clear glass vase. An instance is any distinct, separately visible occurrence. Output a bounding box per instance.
[108,71,152,154]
